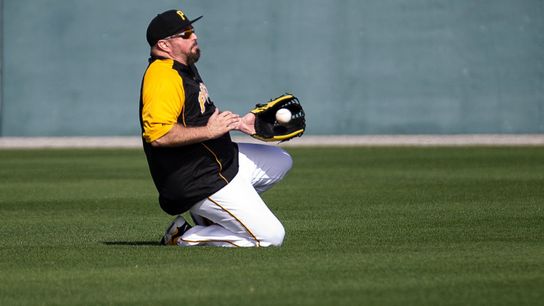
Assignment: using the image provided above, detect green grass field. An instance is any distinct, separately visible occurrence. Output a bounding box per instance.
[0,146,543,305]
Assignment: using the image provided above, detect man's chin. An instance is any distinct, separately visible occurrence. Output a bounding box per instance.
[188,48,201,64]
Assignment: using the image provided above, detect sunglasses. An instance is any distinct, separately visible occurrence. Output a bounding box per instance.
[166,28,195,40]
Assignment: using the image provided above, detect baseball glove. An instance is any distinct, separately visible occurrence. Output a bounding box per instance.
[250,94,306,142]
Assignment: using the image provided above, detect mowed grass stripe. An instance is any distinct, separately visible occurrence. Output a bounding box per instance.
[0,147,543,306]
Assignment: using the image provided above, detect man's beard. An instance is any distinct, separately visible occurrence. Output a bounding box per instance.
[187,47,201,65]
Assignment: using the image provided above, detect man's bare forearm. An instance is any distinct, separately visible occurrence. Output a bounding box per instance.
[151,124,211,147]
[151,109,241,147]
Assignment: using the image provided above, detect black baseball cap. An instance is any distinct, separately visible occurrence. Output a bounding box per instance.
[146,9,203,46]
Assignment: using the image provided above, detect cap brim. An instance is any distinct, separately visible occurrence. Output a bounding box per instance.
[190,16,203,24]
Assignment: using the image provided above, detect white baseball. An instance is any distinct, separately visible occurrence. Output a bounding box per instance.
[275,108,292,124]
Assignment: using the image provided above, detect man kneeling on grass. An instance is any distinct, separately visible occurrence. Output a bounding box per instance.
[138,9,293,247]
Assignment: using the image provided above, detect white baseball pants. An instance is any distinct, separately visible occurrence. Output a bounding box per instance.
[178,143,292,247]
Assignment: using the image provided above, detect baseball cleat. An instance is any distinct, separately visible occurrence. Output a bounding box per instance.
[160,215,192,246]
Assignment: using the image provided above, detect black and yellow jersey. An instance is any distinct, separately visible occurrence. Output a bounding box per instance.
[139,58,239,214]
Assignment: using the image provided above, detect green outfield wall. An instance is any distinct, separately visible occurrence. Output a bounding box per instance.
[1,0,542,136]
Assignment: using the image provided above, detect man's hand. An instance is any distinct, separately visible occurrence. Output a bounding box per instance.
[236,113,256,135]
[206,108,241,139]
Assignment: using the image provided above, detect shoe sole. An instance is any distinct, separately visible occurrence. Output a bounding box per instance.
[160,217,189,246]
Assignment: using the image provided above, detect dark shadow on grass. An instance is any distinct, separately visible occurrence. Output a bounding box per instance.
[101,241,161,246]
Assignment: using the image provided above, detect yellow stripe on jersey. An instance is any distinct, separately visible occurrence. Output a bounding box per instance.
[141,59,185,143]
[201,143,229,183]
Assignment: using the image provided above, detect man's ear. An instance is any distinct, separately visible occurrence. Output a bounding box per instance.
[156,40,170,52]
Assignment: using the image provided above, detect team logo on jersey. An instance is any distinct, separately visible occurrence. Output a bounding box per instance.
[198,83,211,114]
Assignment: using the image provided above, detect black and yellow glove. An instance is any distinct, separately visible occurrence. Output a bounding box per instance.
[250,94,306,142]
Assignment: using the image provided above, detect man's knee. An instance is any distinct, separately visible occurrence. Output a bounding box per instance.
[278,148,293,173]
[258,222,285,247]
[271,147,293,180]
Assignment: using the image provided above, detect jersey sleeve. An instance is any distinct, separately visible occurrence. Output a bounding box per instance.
[141,61,185,143]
